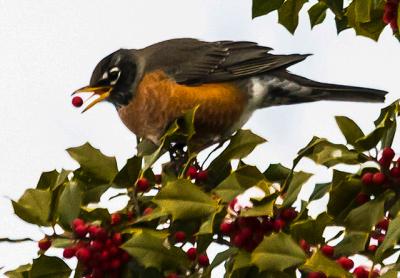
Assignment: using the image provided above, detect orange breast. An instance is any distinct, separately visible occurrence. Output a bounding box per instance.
[118,70,247,143]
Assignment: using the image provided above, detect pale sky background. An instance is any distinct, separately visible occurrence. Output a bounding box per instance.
[0,0,399,276]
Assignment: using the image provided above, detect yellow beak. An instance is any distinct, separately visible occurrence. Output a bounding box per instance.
[72,85,112,113]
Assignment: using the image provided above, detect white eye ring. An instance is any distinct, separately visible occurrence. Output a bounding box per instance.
[109,67,120,73]
[108,67,121,85]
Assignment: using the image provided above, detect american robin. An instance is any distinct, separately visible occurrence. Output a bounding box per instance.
[74,38,387,148]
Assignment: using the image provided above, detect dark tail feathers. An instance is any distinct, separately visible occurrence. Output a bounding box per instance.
[271,72,387,105]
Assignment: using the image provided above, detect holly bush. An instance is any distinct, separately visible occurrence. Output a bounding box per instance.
[252,0,400,41]
[3,100,400,278]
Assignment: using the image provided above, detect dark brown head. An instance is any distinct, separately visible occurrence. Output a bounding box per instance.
[73,49,138,111]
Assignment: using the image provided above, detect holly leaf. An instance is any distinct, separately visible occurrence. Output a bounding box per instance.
[153,179,219,220]
[355,0,373,23]
[12,189,52,226]
[213,165,267,202]
[57,181,82,229]
[209,130,266,173]
[345,0,386,41]
[5,264,31,278]
[327,171,362,219]
[30,255,71,278]
[240,194,276,217]
[264,163,291,184]
[334,231,369,256]
[36,170,59,190]
[375,215,400,262]
[209,247,238,271]
[252,0,284,18]
[301,251,352,277]
[67,143,117,182]
[335,116,365,146]
[122,230,188,271]
[282,171,312,207]
[290,212,332,244]
[278,0,308,34]
[308,2,328,28]
[296,137,363,168]
[344,191,394,232]
[251,232,307,272]
[112,156,141,188]
[308,182,330,202]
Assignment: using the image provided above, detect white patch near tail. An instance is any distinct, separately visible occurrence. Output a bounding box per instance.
[228,77,312,134]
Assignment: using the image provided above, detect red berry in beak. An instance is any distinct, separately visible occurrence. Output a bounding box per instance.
[72,96,83,107]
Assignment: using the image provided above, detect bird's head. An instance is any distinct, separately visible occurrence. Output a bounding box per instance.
[73,49,138,112]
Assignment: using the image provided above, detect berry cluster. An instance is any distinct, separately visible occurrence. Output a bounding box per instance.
[186,166,208,182]
[361,147,399,191]
[186,247,209,267]
[63,218,130,278]
[306,244,380,277]
[383,0,399,32]
[220,206,297,252]
[369,218,390,250]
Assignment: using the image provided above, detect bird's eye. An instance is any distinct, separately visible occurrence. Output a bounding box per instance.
[108,67,121,83]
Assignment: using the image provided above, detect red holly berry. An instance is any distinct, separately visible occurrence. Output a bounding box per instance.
[240,227,253,241]
[261,218,274,234]
[186,247,197,261]
[174,231,186,242]
[186,166,198,179]
[99,250,110,261]
[110,258,121,270]
[281,207,298,221]
[361,172,374,186]
[368,244,378,252]
[307,272,327,278]
[166,273,179,278]
[197,254,209,266]
[63,247,76,258]
[108,245,120,257]
[38,238,51,251]
[336,256,354,271]
[382,147,395,161]
[220,221,235,235]
[372,172,386,185]
[74,224,88,238]
[72,218,85,228]
[273,219,285,232]
[111,213,121,225]
[112,233,123,245]
[90,240,103,251]
[233,233,246,247]
[376,218,390,230]
[143,207,153,215]
[196,170,208,181]
[136,178,150,192]
[391,167,400,178]
[72,96,83,107]
[94,227,108,241]
[299,239,310,252]
[355,192,370,205]
[76,247,91,262]
[353,266,369,278]
[321,245,334,257]
[253,230,264,245]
